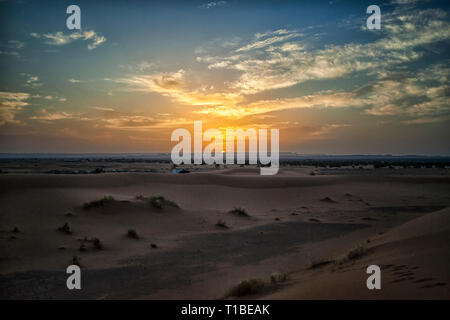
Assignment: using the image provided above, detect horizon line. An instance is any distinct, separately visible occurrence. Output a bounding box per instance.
[1,152,450,158]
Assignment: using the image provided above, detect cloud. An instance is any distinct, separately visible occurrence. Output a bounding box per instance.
[200,1,227,9]
[29,108,93,122]
[20,73,43,88]
[37,95,66,102]
[366,104,403,116]
[93,106,115,112]
[254,29,292,39]
[403,116,450,125]
[102,115,191,130]
[390,0,421,4]
[8,40,24,49]
[88,34,107,50]
[111,2,448,124]
[0,92,30,107]
[31,30,106,50]
[0,50,19,56]
[235,30,303,52]
[115,61,449,120]
[0,91,31,125]
[310,124,352,136]
[68,78,83,83]
[115,69,243,108]
[29,110,74,121]
[195,91,367,118]
[193,61,449,120]
[364,64,450,118]
[0,91,71,125]
[122,61,157,73]
[0,40,24,57]
[196,8,450,95]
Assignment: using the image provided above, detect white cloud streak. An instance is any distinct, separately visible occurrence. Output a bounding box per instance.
[0,91,31,125]
[31,30,106,50]
[200,1,227,9]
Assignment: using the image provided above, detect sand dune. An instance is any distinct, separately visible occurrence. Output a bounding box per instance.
[263,208,450,299]
[0,167,449,299]
[1,169,448,191]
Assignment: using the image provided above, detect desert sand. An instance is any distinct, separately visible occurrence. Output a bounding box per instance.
[0,164,449,299]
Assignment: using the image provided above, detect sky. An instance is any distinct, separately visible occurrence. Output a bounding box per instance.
[0,0,449,154]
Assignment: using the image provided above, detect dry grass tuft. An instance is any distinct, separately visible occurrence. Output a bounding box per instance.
[83,196,115,210]
[127,229,139,239]
[216,219,229,228]
[229,207,250,217]
[347,245,366,260]
[226,272,289,297]
[57,222,72,234]
[72,255,81,266]
[149,195,179,209]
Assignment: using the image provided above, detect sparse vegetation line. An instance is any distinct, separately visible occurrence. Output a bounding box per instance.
[83,195,115,210]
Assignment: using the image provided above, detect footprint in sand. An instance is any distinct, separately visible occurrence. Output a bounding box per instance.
[388,264,447,289]
[414,277,434,283]
[420,282,447,289]
[362,217,378,221]
[389,264,417,283]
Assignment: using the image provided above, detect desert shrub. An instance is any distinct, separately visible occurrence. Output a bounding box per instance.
[321,196,336,203]
[309,258,334,269]
[227,272,289,297]
[127,229,139,239]
[347,245,365,260]
[270,272,289,283]
[150,196,163,209]
[229,207,249,217]
[216,219,229,228]
[72,255,81,266]
[92,237,103,250]
[83,196,115,209]
[78,237,104,251]
[150,243,157,249]
[12,226,20,233]
[57,222,72,234]
[149,195,179,209]
[228,278,266,297]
